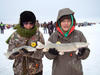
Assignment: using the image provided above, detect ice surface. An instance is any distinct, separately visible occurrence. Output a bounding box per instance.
[0,24,100,75]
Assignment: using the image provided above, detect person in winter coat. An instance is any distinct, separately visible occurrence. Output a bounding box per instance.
[47,21,54,36]
[0,22,5,34]
[35,20,40,31]
[6,11,45,75]
[43,22,47,34]
[45,8,90,75]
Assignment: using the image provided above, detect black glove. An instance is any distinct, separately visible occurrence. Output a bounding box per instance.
[12,52,20,56]
[77,47,90,60]
[20,48,28,54]
[48,48,59,55]
[9,52,20,59]
[78,47,88,57]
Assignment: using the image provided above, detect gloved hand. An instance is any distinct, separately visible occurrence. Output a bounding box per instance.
[12,52,20,55]
[78,47,86,57]
[48,48,59,55]
[20,48,28,55]
[77,47,90,59]
[9,52,20,59]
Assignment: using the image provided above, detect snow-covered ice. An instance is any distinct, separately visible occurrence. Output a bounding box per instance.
[0,24,100,75]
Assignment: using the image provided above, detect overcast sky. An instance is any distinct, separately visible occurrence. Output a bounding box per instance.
[0,0,100,24]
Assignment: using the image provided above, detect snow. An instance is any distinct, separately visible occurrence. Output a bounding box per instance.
[76,24,100,75]
[0,24,100,75]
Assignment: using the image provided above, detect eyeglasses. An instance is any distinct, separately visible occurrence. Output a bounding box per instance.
[23,22,34,25]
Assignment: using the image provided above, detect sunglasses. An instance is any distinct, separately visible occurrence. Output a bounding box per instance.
[23,22,34,25]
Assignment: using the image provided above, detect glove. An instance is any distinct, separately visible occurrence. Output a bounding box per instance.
[78,47,86,57]
[48,48,59,55]
[77,47,90,59]
[12,52,20,56]
[20,48,28,54]
[9,52,20,59]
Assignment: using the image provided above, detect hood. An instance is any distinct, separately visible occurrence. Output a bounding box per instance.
[57,8,74,21]
[56,8,75,38]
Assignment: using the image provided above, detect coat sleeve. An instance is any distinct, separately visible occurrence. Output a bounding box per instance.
[45,32,58,60]
[27,32,45,59]
[7,32,22,60]
[79,31,90,60]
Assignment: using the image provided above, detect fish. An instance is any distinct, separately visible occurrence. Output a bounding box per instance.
[5,41,89,58]
[5,46,37,58]
[36,41,89,55]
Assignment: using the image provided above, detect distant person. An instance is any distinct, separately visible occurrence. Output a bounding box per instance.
[43,22,47,34]
[0,22,5,34]
[47,21,54,36]
[53,22,57,31]
[6,11,45,75]
[45,8,90,75]
[6,24,11,29]
[35,20,40,30]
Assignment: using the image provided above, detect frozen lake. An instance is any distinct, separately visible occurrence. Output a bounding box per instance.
[0,24,100,75]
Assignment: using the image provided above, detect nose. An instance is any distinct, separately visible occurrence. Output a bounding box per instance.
[64,22,69,26]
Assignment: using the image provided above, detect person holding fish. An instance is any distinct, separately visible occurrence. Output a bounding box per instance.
[45,8,90,75]
[6,11,45,75]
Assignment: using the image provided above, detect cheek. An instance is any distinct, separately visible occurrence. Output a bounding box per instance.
[69,22,71,25]
[24,25,27,28]
[30,25,34,28]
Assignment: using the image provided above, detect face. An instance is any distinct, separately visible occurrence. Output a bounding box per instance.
[60,19,71,33]
[23,21,34,29]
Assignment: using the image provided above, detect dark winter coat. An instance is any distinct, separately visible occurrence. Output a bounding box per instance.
[48,24,54,35]
[45,8,90,75]
[45,30,90,75]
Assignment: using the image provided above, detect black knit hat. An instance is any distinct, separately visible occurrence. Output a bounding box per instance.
[20,11,36,27]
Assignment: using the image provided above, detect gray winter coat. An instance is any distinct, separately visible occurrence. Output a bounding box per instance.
[45,8,90,75]
[45,30,90,75]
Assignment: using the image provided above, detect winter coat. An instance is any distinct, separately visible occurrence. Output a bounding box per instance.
[0,24,5,30]
[45,30,90,75]
[7,30,45,75]
[45,8,90,75]
[48,24,54,35]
